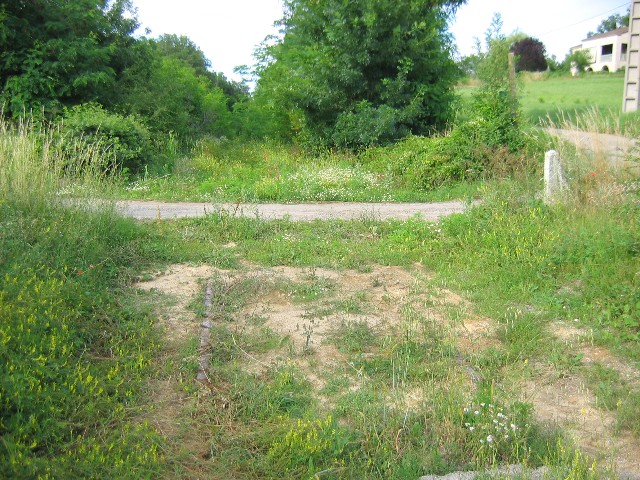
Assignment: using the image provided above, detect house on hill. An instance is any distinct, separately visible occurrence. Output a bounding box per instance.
[570,27,629,72]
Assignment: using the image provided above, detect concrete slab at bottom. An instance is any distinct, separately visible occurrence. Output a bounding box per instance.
[419,465,547,480]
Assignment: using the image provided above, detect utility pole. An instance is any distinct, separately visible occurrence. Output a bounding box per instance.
[623,0,640,112]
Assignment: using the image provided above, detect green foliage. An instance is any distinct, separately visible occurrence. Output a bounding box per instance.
[362,135,468,189]
[561,50,592,73]
[0,115,164,477]
[255,0,466,149]
[424,183,640,354]
[154,34,248,104]
[118,49,235,139]
[467,19,523,155]
[462,401,531,467]
[332,103,406,150]
[587,10,629,37]
[267,416,354,476]
[0,0,137,116]
[0,202,163,477]
[61,103,153,173]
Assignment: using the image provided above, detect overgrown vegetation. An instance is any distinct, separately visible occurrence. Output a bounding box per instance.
[0,117,164,477]
[2,2,640,479]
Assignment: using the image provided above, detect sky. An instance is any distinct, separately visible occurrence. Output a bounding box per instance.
[130,0,631,82]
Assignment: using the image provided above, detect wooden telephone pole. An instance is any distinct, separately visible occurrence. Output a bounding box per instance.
[623,0,640,112]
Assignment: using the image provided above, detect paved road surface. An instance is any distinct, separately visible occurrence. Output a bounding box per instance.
[116,200,472,221]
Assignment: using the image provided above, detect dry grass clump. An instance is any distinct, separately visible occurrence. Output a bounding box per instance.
[0,114,115,207]
[544,108,639,208]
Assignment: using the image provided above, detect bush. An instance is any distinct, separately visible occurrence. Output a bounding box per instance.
[362,135,467,189]
[561,50,592,73]
[61,103,154,174]
[332,103,407,151]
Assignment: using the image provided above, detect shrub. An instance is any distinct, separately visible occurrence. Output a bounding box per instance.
[60,103,154,174]
[332,103,407,151]
[561,50,592,73]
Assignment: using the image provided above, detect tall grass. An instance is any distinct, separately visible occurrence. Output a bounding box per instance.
[543,107,640,208]
[0,116,163,477]
[0,114,116,207]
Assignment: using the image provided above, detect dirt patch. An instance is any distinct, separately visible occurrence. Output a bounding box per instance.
[581,346,640,388]
[203,263,500,411]
[550,320,640,388]
[527,320,640,475]
[524,373,640,475]
[136,262,640,477]
[134,264,214,340]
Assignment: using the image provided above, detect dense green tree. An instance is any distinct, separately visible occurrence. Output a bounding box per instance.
[114,42,234,139]
[0,0,137,115]
[588,10,629,37]
[254,0,466,149]
[155,34,248,104]
[510,37,547,72]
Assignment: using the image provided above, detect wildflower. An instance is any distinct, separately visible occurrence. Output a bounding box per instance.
[474,410,480,415]
[511,423,517,430]
[487,435,494,443]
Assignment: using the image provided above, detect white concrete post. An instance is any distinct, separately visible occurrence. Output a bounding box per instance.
[544,150,567,203]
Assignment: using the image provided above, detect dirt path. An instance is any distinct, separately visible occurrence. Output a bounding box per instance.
[116,199,472,221]
[546,128,638,169]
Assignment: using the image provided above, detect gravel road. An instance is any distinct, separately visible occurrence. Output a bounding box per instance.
[116,200,473,221]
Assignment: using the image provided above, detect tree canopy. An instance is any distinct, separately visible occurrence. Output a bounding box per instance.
[0,0,247,140]
[254,0,467,149]
[0,0,138,114]
[587,10,630,37]
[510,37,547,72]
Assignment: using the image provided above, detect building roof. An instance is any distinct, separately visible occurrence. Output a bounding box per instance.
[583,26,629,42]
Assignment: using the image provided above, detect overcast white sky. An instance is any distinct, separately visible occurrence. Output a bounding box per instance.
[131,0,631,82]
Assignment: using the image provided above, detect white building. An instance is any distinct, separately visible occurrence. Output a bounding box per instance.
[570,27,629,72]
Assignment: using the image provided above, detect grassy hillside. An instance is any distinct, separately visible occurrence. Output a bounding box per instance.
[521,72,625,125]
[458,71,640,131]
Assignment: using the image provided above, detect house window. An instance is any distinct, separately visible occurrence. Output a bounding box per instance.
[622,43,628,61]
[601,44,613,62]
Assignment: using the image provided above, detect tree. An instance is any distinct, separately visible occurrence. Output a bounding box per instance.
[115,47,233,138]
[0,0,138,116]
[510,37,547,72]
[587,10,629,37]
[254,0,467,149]
[155,34,248,104]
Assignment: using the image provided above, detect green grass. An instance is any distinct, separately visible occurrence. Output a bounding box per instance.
[520,72,625,125]
[0,118,165,478]
[458,71,640,133]
[113,139,485,204]
[3,88,640,478]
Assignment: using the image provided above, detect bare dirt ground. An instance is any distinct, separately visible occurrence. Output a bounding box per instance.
[134,262,640,478]
[117,199,473,221]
